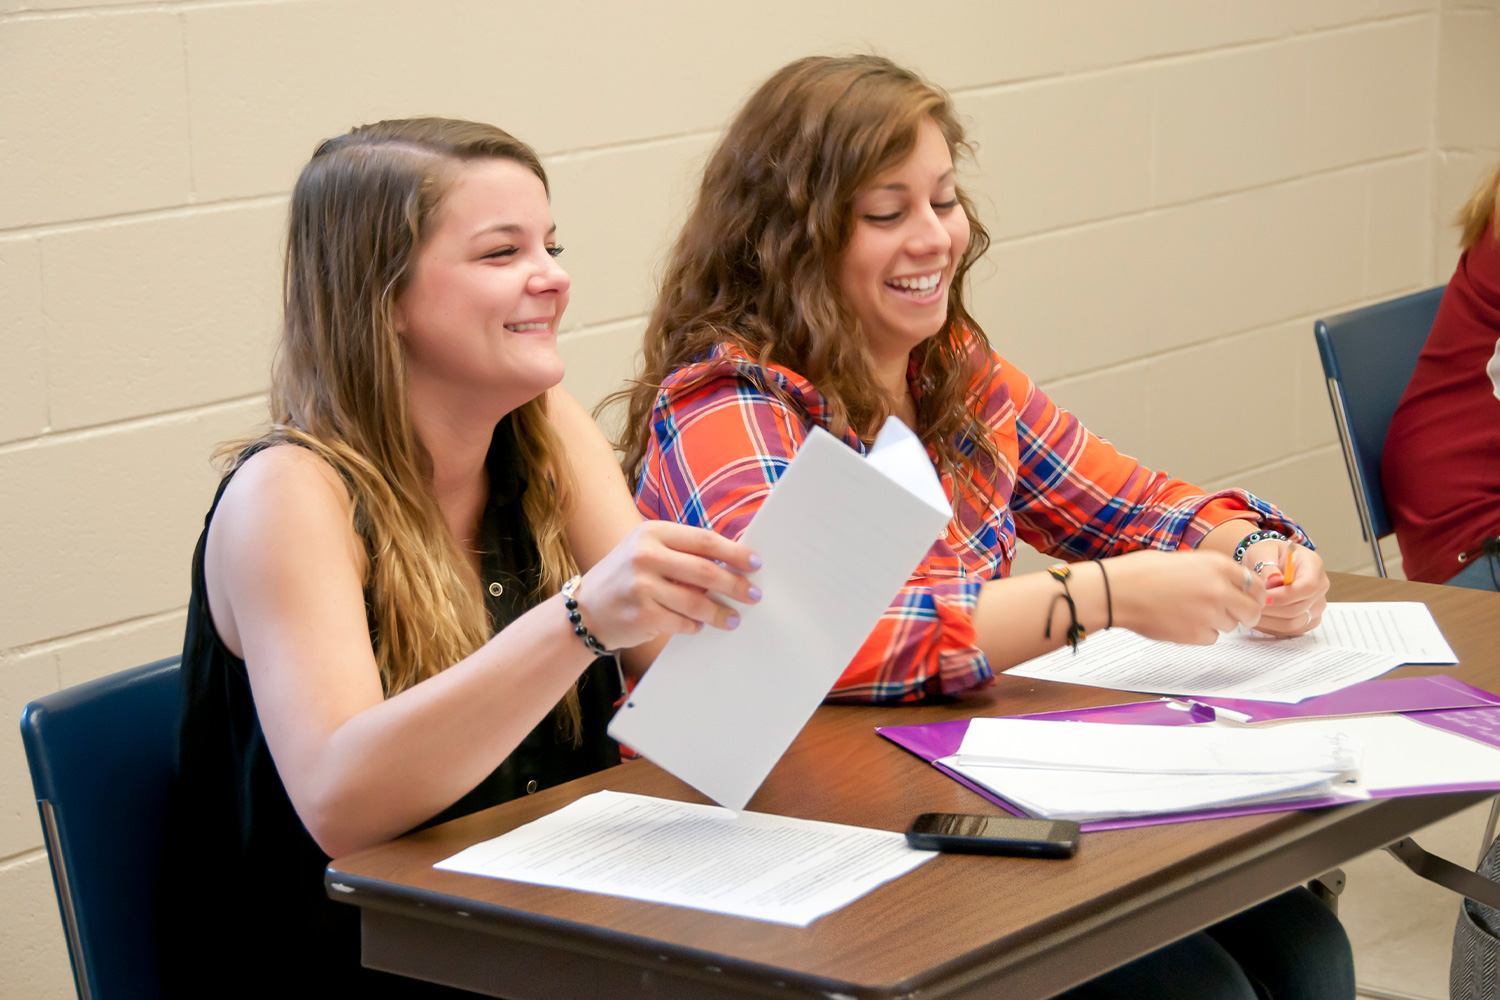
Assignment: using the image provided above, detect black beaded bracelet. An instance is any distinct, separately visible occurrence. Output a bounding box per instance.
[561,575,611,655]
[1233,529,1288,563]
[1044,564,1087,653]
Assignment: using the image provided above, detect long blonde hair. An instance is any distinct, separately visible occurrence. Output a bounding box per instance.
[1458,159,1500,250]
[226,118,581,734]
[616,55,999,497]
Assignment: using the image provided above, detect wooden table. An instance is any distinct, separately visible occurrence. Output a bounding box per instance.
[328,574,1500,999]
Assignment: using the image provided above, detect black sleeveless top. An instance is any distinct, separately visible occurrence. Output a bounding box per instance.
[160,418,621,998]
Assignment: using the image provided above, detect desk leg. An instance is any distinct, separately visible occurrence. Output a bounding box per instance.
[1308,869,1346,914]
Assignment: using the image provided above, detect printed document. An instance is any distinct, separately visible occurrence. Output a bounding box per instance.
[1005,602,1451,703]
[434,791,935,926]
[609,418,950,810]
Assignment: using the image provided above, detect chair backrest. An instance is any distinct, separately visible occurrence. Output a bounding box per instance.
[20,656,180,1000]
[1314,287,1445,576]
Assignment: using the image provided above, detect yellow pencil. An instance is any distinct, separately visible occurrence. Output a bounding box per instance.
[1282,543,1297,586]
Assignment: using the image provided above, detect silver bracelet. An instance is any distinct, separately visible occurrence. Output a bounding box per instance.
[561,575,610,655]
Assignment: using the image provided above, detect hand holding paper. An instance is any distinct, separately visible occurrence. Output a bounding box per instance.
[609,418,951,810]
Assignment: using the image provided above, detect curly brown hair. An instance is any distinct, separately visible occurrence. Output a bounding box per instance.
[615,54,999,495]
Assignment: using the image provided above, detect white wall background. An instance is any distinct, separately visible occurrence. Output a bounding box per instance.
[2,1,1498,995]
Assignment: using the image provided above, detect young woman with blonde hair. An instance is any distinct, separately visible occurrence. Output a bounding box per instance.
[623,56,1351,998]
[161,118,759,996]
[1383,158,1500,589]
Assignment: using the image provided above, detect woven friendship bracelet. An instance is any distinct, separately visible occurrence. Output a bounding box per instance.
[1044,564,1087,654]
[561,575,611,655]
[1093,559,1112,630]
[1233,529,1289,563]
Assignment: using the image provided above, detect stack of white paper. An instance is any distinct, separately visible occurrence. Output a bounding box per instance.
[938,718,1365,822]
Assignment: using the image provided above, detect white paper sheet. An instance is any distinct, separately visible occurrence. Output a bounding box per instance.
[434,791,935,926]
[1005,626,1402,703]
[945,762,1352,821]
[1283,602,1457,663]
[608,418,951,810]
[950,717,1362,775]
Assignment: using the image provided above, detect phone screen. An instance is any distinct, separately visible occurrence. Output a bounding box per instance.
[905,812,1080,857]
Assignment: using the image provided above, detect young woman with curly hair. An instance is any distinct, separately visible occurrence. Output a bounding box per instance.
[619,55,1350,999]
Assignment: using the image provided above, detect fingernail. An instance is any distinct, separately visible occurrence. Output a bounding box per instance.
[726,615,741,630]
[1265,596,1273,605]
[748,586,763,602]
[748,554,763,570]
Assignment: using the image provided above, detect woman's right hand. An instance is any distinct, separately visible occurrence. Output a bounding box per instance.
[572,521,762,650]
[1107,549,1265,645]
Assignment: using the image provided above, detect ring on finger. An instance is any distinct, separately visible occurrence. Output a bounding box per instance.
[1241,567,1255,593]
[1305,609,1312,626]
[1252,560,1269,575]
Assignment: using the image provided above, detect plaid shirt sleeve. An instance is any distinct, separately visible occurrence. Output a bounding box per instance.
[635,351,992,704]
[996,356,1311,556]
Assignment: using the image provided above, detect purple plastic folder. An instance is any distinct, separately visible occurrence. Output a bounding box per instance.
[876,675,1500,832]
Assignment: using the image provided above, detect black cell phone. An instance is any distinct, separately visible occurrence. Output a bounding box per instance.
[905,812,1080,858]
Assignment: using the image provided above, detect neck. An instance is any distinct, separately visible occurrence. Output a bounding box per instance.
[871,348,917,431]
[407,377,516,555]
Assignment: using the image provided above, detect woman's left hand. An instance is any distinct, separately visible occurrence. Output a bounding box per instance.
[1246,540,1329,636]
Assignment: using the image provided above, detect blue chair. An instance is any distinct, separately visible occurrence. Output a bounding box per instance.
[1314,286,1445,576]
[20,656,180,1000]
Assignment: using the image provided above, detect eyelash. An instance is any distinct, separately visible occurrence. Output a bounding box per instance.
[863,200,960,224]
[481,245,566,260]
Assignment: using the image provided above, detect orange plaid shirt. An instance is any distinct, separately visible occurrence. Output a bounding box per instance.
[635,342,1308,703]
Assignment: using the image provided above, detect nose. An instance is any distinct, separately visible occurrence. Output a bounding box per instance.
[904,203,950,258]
[528,253,571,296]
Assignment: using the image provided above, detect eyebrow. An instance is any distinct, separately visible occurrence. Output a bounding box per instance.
[873,169,957,192]
[470,222,558,239]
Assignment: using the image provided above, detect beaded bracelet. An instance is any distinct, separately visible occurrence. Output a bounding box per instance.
[561,575,611,655]
[1233,529,1288,563]
[1044,564,1087,653]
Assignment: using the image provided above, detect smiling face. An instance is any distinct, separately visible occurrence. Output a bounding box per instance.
[393,157,570,413]
[837,117,970,369]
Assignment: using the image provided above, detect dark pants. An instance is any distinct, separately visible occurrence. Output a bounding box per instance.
[1056,887,1356,1000]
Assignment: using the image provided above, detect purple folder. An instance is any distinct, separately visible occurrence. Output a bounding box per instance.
[877,675,1500,832]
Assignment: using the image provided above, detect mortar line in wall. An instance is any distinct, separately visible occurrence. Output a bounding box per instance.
[0,392,269,457]
[947,8,1435,103]
[0,0,309,25]
[1037,286,1431,388]
[557,314,649,339]
[543,128,721,164]
[0,148,1418,244]
[985,151,1430,252]
[1208,443,1342,486]
[1,608,191,664]
[1425,1,1444,288]
[0,193,287,239]
[178,8,200,201]
[0,846,48,869]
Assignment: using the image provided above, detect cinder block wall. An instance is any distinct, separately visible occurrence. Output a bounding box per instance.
[2,2,1496,994]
